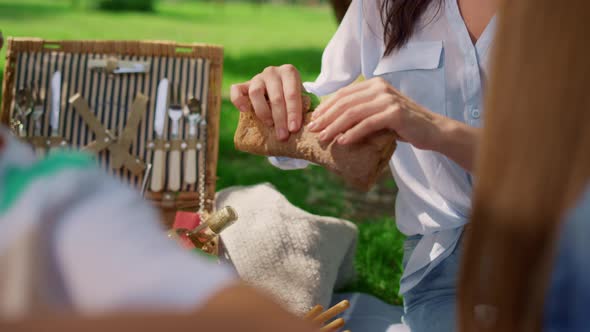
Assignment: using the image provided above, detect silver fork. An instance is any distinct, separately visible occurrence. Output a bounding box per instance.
[13,86,34,137]
[167,84,183,191]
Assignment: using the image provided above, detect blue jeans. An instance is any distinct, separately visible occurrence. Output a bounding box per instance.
[401,233,463,332]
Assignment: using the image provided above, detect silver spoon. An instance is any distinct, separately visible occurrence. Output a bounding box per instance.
[184,97,202,185]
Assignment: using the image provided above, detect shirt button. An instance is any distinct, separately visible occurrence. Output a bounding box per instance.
[471,108,481,119]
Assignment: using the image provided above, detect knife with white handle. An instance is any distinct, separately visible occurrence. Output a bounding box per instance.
[49,71,62,152]
[184,98,201,185]
[50,72,61,136]
[150,78,169,192]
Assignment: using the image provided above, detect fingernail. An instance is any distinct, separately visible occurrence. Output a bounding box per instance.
[318,130,327,141]
[307,121,317,131]
[288,120,297,132]
[277,128,288,140]
[338,135,348,144]
[311,112,319,120]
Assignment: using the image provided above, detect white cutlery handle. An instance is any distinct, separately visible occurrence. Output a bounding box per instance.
[171,121,179,137]
[36,147,46,159]
[49,146,62,155]
[184,149,197,185]
[168,149,181,191]
[151,149,165,192]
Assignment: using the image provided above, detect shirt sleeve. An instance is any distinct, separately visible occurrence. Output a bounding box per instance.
[303,0,382,96]
[53,170,236,315]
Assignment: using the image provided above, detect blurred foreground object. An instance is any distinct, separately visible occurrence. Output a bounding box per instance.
[170,206,238,255]
[0,284,321,332]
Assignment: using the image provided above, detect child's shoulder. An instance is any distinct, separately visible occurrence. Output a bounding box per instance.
[1,151,96,214]
[0,138,110,256]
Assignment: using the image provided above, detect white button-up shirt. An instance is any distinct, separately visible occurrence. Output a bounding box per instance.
[272,0,496,293]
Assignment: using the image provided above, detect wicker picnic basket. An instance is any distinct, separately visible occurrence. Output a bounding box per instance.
[1,38,224,223]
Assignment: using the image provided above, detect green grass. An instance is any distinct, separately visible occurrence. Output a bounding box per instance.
[341,216,405,304]
[0,0,404,305]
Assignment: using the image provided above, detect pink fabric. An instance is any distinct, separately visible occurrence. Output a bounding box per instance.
[173,211,202,249]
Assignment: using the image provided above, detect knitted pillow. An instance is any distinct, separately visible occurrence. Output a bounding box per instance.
[216,183,358,315]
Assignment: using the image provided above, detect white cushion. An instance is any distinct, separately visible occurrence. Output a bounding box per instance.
[217,183,358,314]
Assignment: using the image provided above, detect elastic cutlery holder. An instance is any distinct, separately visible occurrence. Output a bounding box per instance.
[1,38,223,220]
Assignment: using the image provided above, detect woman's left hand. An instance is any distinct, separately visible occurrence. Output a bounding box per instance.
[307,77,445,151]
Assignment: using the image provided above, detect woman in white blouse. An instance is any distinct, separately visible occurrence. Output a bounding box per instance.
[231,0,497,331]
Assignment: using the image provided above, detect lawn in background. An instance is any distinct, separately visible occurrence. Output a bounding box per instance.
[0,0,405,305]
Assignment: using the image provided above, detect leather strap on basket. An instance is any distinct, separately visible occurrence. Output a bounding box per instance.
[110,94,149,169]
[169,139,183,151]
[69,93,147,175]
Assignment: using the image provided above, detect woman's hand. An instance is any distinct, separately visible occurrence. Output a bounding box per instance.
[309,77,480,171]
[230,64,304,141]
[307,77,444,150]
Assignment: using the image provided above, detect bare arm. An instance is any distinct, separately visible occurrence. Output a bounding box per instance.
[309,77,480,173]
[434,117,480,172]
[0,286,320,332]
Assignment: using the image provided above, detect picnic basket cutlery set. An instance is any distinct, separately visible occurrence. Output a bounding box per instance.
[1,38,223,220]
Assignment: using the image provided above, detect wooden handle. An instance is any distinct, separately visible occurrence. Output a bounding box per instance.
[168,149,181,191]
[320,318,344,332]
[151,149,165,192]
[320,318,345,332]
[312,300,350,324]
[303,305,324,321]
[184,148,197,185]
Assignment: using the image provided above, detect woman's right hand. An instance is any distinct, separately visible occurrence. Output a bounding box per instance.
[230,64,303,141]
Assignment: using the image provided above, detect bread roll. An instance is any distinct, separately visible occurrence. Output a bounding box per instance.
[233,95,397,191]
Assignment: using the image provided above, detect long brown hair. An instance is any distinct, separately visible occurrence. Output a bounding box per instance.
[381,0,442,55]
[458,1,590,331]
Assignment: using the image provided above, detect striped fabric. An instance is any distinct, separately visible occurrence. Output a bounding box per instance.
[12,51,210,193]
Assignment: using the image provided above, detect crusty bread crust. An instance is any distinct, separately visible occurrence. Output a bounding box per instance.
[234,111,397,191]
